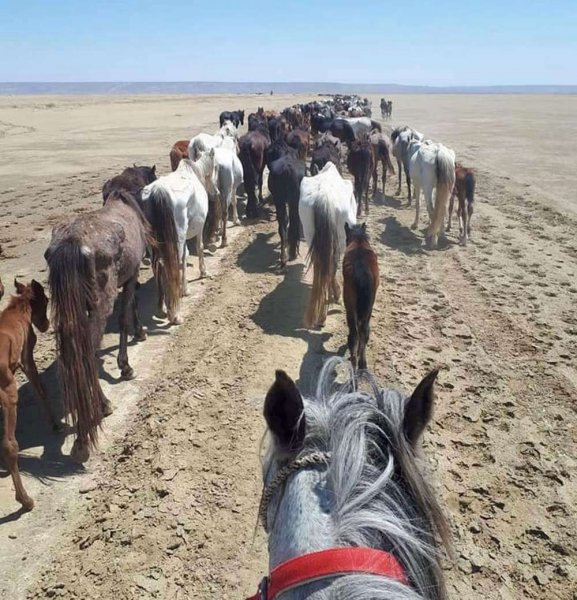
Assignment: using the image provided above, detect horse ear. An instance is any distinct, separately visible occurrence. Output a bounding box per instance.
[152,165,156,173]
[344,223,351,237]
[404,370,439,446]
[14,278,25,294]
[264,370,305,451]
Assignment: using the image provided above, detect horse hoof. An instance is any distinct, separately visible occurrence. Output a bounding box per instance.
[18,495,34,512]
[102,399,113,417]
[171,315,184,326]
[182,289,190,297]
[71,440,90,464]
[200,272,208,279]
[121,366,135,381]
[234,220,241,226]
[411,222,418,230]
[220,241,228,249]
[133,330,147,343]
[155,309,167,319]
[52,420,64,433]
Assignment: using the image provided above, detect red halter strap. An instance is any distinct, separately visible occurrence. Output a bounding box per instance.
[246,547,408,600]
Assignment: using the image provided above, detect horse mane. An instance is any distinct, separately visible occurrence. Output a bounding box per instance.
[264,358,450,599]
[105,189,148,226]
[4,289,33,314]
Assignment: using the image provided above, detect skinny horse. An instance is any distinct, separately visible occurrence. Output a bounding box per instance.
[447,164,476,245]
[343,223,379,370]
[253,357,450,599]
[45,190,156,463]
[0,280,51,511]
[392,126,424,203]
[370,131,395,195]
[299,163,357,328]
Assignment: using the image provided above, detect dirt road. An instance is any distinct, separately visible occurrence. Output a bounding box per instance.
[0,94,575,599]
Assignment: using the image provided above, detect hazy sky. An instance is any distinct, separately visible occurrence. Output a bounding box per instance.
[1,0,575,85]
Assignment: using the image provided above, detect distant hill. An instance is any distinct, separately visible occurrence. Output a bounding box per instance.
[0,81,575,95]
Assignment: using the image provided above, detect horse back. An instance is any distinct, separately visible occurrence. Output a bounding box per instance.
[343,244,379,320]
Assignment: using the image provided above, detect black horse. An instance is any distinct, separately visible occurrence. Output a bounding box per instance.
[267,145,305,268]
[219,109,245,127]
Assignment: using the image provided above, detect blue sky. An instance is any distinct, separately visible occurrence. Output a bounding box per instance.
[0,0,575,85]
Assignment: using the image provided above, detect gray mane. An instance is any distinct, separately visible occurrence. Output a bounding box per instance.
[263,358,450,600]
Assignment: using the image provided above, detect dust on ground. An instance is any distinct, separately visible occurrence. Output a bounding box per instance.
[0,93,575,599]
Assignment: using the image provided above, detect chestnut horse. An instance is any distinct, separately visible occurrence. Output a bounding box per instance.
[0,279,51,511]
[447,164,476,245]
[170,140,189,171]
[343,223,379,370]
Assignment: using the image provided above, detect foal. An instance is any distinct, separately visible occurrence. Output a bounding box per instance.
[0,279,51,511]
[343,223,379,370]
[447,164,476,245]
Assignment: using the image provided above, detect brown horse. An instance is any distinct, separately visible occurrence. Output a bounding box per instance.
[238,130,270,218]
[286,127,310,161]
[447,164,476,245]
[45,190,158,464]
[169,140,189,171]
[370,131,395,195]
[343,223,379,370]
[347,135,375,217]
[0,279,51,511]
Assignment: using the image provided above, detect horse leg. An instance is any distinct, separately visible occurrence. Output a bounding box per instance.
[358,319,370,370]
[447,189,455,232]
[232,185,241,226]
[117,277,136,380]
[276,200,288,268]
[132,281,147,341]
[382,159,386,194]
[220,193,228,248]
[258,170,264,204]
[425,187,435,221]
[356,179,362,217]
[467,199,474,237]
[21,333,60,431]
[197,234,207,279]
[346,314,358,370]
[411,183,421,230]
[372,161,378,196]
[155,263,167,318]
[395,159,402,195]
[405,166,412,205]
[1,380,34,510]
[364,174,370,214]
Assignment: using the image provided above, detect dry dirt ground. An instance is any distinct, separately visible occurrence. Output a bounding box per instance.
[0,93,575,599]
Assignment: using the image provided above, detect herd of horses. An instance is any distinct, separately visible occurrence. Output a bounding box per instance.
[0,93,478,598]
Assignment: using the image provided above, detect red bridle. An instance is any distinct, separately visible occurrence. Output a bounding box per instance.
[246,547,408,600]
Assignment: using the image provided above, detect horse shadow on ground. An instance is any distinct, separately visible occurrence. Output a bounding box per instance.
[0,271,172,521]
[380,215,426,256]
[373,190,404,209]
[0,361,83,522]
[244,234,347,396]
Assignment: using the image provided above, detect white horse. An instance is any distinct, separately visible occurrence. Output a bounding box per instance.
[141,160,208,301]
[299,162,357,328]
[188,132,225,161]
[408,139,456,249]
[192,148,243,247]
[219,120,238,139]
[391,126,424,202]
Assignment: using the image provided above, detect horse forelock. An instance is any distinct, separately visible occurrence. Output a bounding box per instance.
[264,357,449,599]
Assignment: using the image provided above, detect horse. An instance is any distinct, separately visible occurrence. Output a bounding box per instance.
[408,140,456,249]
[347,135,375,217]
[141,159,209,297]
[380,98,393,118]
[103,165,181,321]
[391,126,424,203]
[238,130,270,218]
[268,117,282,142]
[0,279,51,511]
[268,146,305,268]
[219,109,244,128]
[311,137,341,175]
[447,164,476,245]
[188,132,226,161]
[342,223,379,370]
[266,136,294,168]
[45,189,157,464]
[370,131,395,195]
[345,116,382,137]
[253,357,450,600]
[299,162,357,328]
[286,127,310,161]
[102,164,157,204]
[248,112,270,136]
[169,140,189,172]
[192,148,244,248]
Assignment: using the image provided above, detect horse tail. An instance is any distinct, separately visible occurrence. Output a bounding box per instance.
[310,161,319,176]
[48,240,103,451]
[465,171,476,204]
[169,147,181,172]
[147,186,181,321]
[383,141,396,174]
[305,192,339,328]
[429,148,456,247]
